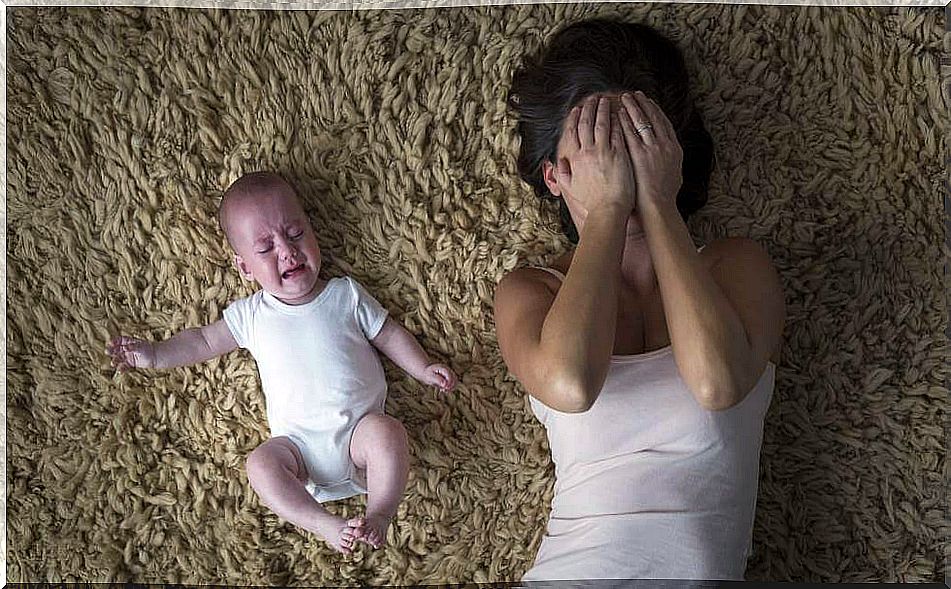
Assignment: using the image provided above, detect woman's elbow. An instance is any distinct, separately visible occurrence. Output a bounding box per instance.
[559,391,596,414]
[546,371,599,413]
[696,391,740,411]
[694,378,748,411]
[688,358,761,411]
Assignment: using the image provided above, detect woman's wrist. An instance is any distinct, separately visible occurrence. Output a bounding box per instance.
[587,197,633,217]
[582,202,631,230]
[638,195,679,224]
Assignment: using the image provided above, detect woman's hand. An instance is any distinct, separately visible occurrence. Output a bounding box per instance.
[554,95,636,218]
[106,335,156,372]
[617,91,683,212]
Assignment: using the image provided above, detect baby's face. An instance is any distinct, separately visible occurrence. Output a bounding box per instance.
[229,186,323,305]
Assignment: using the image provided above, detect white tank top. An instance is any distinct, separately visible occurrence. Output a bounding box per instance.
[523,266,776,581]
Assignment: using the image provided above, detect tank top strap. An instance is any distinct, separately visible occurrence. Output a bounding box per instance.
[528,265,566,282]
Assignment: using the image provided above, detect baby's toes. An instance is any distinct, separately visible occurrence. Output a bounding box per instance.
[368,529,383,549]
[338,531,356,554]
[347,516,366,528]
[347,517,367,538]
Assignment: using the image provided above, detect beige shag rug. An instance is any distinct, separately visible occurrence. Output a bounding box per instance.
[7,3,949,584]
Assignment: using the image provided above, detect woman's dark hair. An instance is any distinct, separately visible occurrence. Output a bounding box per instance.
[508,19,714,244]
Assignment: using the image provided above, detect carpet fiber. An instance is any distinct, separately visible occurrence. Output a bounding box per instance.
[7,3,949,584]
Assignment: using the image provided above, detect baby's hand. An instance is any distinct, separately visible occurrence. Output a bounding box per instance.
[106,336,157,372]
[420,363,458,393]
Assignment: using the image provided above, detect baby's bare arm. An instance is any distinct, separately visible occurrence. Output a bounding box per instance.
[370,317,458,392]
[108,319,238,371]
[370,317,430,379]
[154,320,238,368]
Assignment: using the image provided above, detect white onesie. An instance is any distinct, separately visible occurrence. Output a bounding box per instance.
[223,276,389,502]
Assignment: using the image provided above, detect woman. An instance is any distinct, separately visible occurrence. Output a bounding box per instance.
[495,20,785,581]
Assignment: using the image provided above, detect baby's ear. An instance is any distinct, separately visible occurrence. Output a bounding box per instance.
[233,254,254,281]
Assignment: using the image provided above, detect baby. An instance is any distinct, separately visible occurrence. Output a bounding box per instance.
[106,172,458,554]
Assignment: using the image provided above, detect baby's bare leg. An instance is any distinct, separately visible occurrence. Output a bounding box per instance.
[348,414,410,549]
[246,436,360,554]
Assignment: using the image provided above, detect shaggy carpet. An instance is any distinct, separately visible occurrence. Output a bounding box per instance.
[6,2,949,584]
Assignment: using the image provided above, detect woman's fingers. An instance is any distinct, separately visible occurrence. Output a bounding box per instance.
[610,111,624,151]
[562,105,581,153]
[595,96,611,146]
[636,92,673,142]
[621,92,656,146]
[554,156,572,187]
[617,103,642,157]
[578,95,598,147]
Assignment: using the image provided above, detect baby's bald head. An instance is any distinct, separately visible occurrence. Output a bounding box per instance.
[219,172,301,248]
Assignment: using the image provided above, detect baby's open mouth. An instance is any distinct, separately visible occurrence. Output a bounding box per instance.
[282,264,306,279]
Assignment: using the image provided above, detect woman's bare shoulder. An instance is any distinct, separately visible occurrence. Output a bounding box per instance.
[699,236,773,268]
[498,251,574,297]
[497,265,561,302]
[700,237,783,365]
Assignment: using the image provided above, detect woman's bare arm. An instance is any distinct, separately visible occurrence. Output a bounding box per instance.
[495,96,634,413]
[642,205,783,409]
[495,209,628,413]
[620,91,784,409]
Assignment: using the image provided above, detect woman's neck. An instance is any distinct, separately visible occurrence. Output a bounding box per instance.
[557,235,657,300]
[619,234,657,298]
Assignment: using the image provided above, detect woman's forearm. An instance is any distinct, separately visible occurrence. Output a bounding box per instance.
[540,206,628,406]
[640,201,752,407]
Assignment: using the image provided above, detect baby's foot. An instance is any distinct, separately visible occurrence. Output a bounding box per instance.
[347,514,393,549]
[315,516,361,555]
